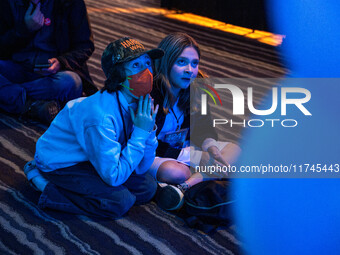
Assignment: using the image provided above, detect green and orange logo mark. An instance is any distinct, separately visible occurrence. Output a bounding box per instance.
[199,83,223,106]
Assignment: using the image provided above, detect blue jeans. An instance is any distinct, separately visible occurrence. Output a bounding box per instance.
[38,162,157,218]
[0,60,82,114]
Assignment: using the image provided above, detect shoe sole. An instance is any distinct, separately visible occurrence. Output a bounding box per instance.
[157,185,184,211]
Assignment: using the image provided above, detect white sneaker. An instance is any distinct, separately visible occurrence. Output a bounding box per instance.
[23,160,49,191]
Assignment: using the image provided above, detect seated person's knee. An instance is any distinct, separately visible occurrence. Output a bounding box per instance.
[97,188,136,219]
[53,71,82,100]
[135,174,157,204]
[157,161,191,184]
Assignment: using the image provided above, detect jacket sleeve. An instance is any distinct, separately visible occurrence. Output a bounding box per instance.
[0,1,34,59]
[84,124,151,187]
[56,0,94,71]
[134,129,158,175]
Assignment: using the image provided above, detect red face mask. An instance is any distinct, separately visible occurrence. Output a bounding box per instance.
[127,68,153,97]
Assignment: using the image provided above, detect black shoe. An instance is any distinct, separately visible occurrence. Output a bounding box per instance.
[156,183,184,211]
[24,100,60,125]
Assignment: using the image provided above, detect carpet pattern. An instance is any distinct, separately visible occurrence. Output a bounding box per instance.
[0,0,285,254]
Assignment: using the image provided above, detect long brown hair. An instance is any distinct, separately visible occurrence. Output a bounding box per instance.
[154,33,205,115]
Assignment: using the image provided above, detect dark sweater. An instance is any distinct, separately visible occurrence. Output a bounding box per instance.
[0,0,97,96]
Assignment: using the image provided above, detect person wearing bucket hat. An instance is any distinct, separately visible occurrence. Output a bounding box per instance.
[101,37,164,98]
[22,37,164,218]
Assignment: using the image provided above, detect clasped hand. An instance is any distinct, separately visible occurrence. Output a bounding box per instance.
[129,95,159,132]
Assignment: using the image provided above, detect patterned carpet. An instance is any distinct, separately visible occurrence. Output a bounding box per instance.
[0,0,286,254]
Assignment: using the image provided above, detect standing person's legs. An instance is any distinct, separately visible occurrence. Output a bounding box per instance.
[39,162,137,218]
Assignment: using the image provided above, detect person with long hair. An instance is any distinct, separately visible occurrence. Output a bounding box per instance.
[150,33,241,210]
